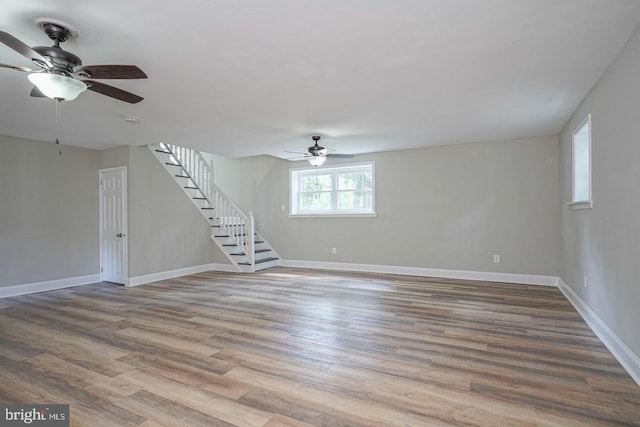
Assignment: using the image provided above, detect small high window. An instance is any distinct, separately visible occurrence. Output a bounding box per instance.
[571,114,592,209]
[290,163,375,216]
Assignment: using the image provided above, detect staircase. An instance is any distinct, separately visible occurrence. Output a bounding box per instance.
[148,143,280,272]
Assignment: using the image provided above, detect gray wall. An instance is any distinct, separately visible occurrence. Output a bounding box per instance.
[0,135,99,287]
[98,145,129,169]
[0,139,229,289]
[560,29,640,356]
[126,146,229,277]
[210,136,561,276]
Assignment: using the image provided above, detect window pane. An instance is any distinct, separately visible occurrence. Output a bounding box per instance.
[301,174,332,192]
[338,191,372,209]
[573,119,590,202]
[300,192,331,210]
[338,171,373,190]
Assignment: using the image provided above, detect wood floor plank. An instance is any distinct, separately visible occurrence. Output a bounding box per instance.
[0,267,638,426]
[117,369,273,426]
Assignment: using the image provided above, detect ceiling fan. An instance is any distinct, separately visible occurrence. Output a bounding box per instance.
[286,135,354,166]
[0,19,147,103]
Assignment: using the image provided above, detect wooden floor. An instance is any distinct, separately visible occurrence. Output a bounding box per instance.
[0,268,639,426]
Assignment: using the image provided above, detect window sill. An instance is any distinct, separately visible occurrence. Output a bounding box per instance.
[288,213,377,218]
[567,200,593,210]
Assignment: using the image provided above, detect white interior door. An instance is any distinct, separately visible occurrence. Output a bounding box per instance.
[100,167,127,284]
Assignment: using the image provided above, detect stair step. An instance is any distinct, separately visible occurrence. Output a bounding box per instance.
[165,162,181,167]
[185,186,199,190]
[193,197,207,200]
[222,240,264,246]
[239,257,279,266]
[175,174,190,178]
[229,249,271,256]
[155,150,171,154]
[201,207,214,210]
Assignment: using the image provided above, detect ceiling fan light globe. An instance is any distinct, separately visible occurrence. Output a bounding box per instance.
[308,156,327,167]
[27,73,87,101]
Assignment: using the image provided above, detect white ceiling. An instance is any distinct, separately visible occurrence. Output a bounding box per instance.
[1,0,639,159]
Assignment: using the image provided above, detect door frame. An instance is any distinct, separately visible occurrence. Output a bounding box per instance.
[99,166,128,285]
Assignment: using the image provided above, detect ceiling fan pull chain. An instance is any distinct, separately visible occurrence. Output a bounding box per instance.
[55,98,62,155]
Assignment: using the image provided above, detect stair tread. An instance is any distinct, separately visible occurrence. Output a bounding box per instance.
[155,150,171,154]
[229,248,271,256]
[165,162,181,166]
[201,207,214,210]
[185,186,199,189]
[175,175,190,178]
[193,197,207,200]
[239,257,279,265]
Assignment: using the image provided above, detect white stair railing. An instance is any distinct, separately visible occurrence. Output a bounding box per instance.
[159,143,256,270]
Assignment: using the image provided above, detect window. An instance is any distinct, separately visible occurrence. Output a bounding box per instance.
[290,163,375,216]
[571,114,592,209]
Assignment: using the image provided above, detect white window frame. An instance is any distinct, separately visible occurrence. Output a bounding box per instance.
[289,162,376,217]
[569,113,593,210]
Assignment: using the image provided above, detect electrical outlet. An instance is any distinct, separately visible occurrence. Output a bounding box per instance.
[584,275,588,288]
[331,247,337,255]
[281,204,286,212]
[493,254,501,263]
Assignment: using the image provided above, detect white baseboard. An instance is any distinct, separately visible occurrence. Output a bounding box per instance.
[0,274,101,298]
[281,259,558,286]
[126,263,237,287]
[211,263,241,273]
[558,279,640,386]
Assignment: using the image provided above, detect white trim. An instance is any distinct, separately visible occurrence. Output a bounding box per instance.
[567,200,593,210]
[281,259,558,286]
[0,274,101,298]
[288,213,377,218]
[558,279,640,386]
[211,263,242,273]
[126,263,237,287]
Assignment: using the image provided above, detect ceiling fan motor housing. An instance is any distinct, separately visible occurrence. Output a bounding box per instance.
[309,135,325,155]
[32,22,82,74]
[33,45,82,72]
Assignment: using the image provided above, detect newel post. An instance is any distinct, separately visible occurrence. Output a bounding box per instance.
[249,212,256,271]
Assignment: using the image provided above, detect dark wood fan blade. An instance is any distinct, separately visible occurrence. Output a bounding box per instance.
[85,80,143,104]
[0,62,32,72]
[0,31,51,68]
[326,153,354,158]
[75,65,147,79]
[30,86,46,98]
